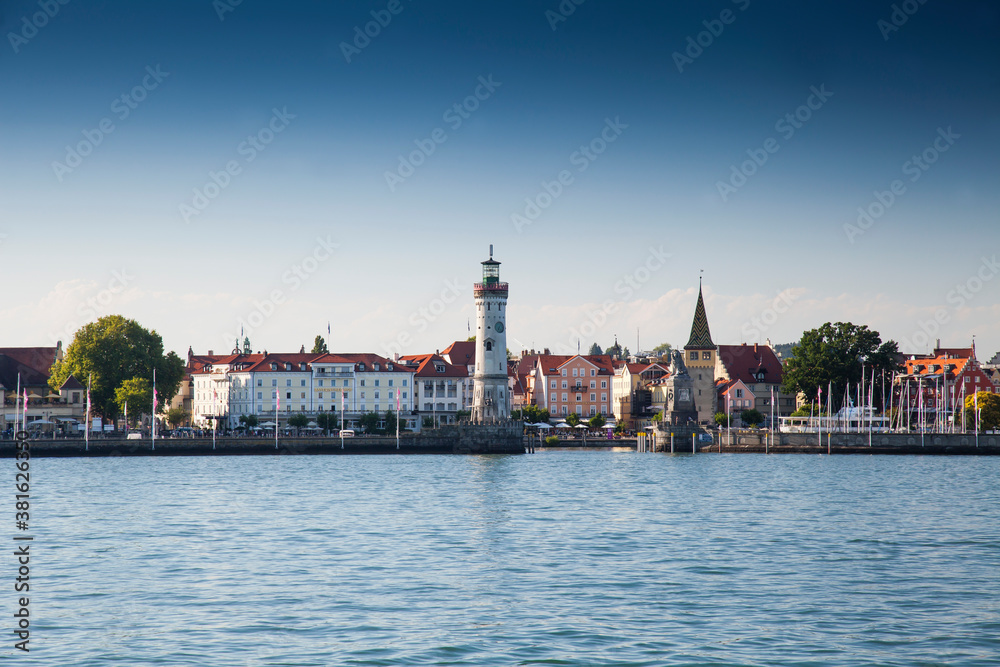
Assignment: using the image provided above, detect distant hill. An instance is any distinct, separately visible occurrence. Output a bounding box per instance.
[772,342,796,361]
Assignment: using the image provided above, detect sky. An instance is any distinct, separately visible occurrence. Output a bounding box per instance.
[1,0,998,362]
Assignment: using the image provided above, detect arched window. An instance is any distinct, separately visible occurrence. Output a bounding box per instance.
[486,341,493,351]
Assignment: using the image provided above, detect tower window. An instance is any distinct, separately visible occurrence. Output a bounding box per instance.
[689,351,698,360]
[486,341,493,351]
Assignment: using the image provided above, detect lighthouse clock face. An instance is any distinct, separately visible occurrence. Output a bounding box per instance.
[494,321,504,333]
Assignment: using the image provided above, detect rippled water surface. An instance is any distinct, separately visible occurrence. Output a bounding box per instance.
[24,452,1000,665]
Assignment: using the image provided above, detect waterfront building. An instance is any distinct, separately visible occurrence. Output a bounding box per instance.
[472,247,510,421]
[895,343,996,428]
[531,354,615,418]
[715,343,795,423]
[401,353,470,426]
[682,281,718,424]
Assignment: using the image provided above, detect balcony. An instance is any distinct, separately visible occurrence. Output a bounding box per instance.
[473,282,509,293]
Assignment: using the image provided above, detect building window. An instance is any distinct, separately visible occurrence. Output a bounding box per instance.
[360,380,365,386]
[590,381,596,388]
[689,351,698,360]
[562,393,568,401]
[300,392,306,399]
[319,392,324,399]
[286,392,291,400]
[318,380,324,387]
[551,381,556,389]
[271,380,277,387]
[735,389,743,398]
[591,369,596,377]
[590,393,596,401]
[703,351,711,360]
[257,392,262,400]
[343,380,349,387]
[562,369,567,377]
[375,380,380,387]
[601,381,607,388]
[562,380,568,389]
[389,379,393,386]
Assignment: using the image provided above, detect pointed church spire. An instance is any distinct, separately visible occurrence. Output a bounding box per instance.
[685,281,715,349]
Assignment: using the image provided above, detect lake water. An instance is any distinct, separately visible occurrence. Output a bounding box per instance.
[22,451,1000,666]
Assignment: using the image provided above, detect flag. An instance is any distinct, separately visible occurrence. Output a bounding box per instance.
[23,388,28,420]
[328,321,331,335]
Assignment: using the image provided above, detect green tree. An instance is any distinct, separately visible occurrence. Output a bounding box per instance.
[287,414,309,431]
[781,322,901,411]
[316,411,337,434]
[588,413,606,429]
[49,315,185,424]
[964,391,1000,432]
[652,342,673,357]
[359,411,381,434]
[740,408,765,428]
[790,403,819,417]
[239,414,259,428]
[588,343,603,355]
[165,407,188,429]
[565,412,581,427]
[544,435,559,446]
[652,411,663,422]
[513,404,550,423]
[115,377,152,422]
[455,409,471,420]
[384,409,399,433]
[714,411,731,427]
[311,335,329,354]
[421,416,434,428]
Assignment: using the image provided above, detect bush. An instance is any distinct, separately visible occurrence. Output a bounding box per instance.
[544,435,559,446]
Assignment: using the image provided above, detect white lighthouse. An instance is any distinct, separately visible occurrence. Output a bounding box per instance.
[472,245,510,422]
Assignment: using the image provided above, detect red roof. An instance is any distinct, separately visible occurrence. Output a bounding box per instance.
[0,347,61,376]
[534,354,616,377]
[401,353,468,379]
[717,344,783,385]
[904,356,970,380]
[441,341,476,368]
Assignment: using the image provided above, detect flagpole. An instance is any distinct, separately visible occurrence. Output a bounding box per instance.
[868,367,874,447]
[396,392,400,450]
[14,373,21,436]
[275,391,279,449]
[152,368,156,451]
[975,391,979,448]
[341,393,345,449]
[85,374,91,451]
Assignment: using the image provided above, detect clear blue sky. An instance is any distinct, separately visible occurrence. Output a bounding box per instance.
[2,0,998,360]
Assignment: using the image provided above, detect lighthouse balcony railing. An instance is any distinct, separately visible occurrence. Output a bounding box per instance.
[474,282,509,292]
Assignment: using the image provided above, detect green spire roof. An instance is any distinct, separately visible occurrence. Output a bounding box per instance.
[685,284,715,350]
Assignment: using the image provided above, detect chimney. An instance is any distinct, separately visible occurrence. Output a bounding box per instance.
[754,343,758,354]
[208,350,213,356]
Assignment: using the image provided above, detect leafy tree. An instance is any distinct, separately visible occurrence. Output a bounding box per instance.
[790,403,819,417]
[165,407,189,428]
[49,315,185,424]
[513,404,550,423]
[287,414,309,430]
[239,414,259,428]
[422,416,434,428]
[565,412,581,427]
[588,343,603,355]
[384,409,398,433]
[781,322,901,411]
[740,408,765,428]
[964,391,1000,432]
[606,341,624,358]
[544,435,559,446]
[359,411,381,434]
[455,409,471,420]
[614,422,626,435]
[316,411,337,433]
[466,335,476,342]
[115,377,152,421]
[652,342,673,356]
[311,335,329,354]
[651,411,663,422]
[714,411,731,427]
[588,414,606,429]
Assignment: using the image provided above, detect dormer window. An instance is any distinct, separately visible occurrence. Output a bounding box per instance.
[387,364,393,371]
[270,363,278,370]
[358,363,365,371]
[374,363,380,371]
[300,363,307,371]
[435,364,446,373]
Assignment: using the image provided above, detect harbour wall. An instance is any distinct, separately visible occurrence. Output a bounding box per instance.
[0,422,525,458]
